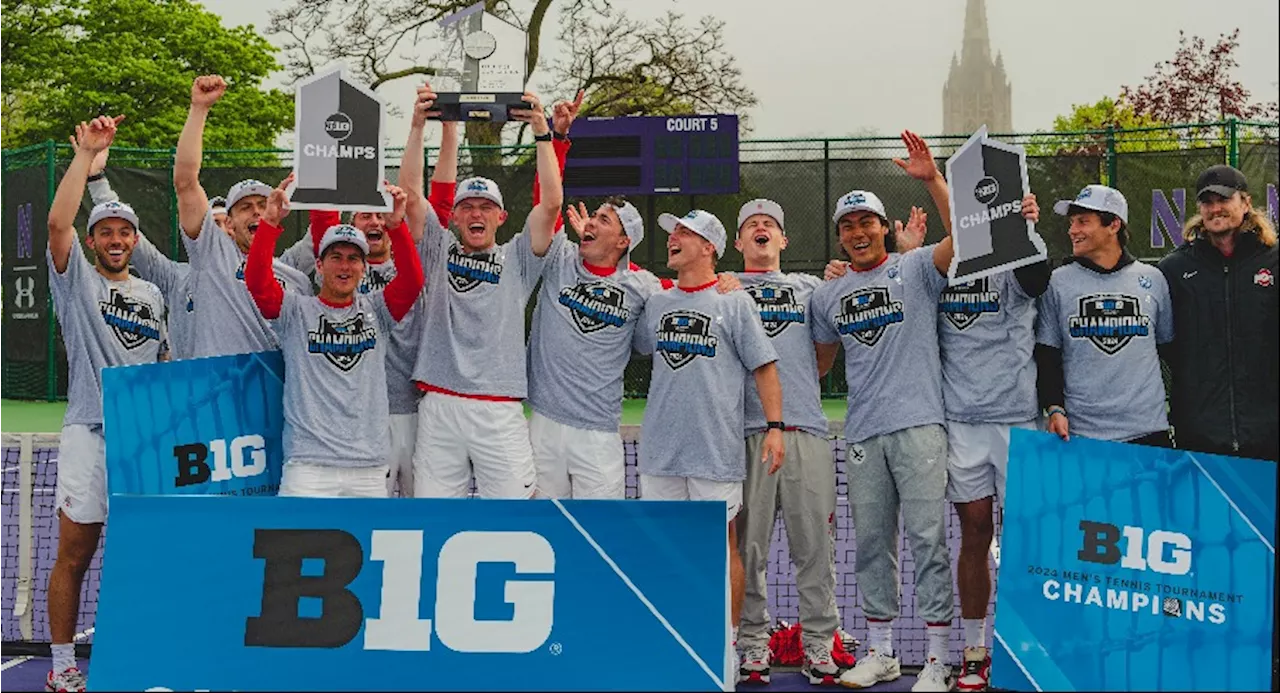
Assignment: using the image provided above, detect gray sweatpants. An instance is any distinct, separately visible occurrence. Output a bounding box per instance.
[737,430,840,653]
[848,424,954,624]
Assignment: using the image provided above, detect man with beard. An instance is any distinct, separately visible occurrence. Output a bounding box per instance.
[44,116,166,692]
[173,75,313,358]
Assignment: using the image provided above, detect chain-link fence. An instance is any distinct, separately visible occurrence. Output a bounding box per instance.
[3,121,1277,401]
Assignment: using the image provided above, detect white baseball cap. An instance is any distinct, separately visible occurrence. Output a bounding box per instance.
[455,177,505,209]
[613,201,645,253]
[209,196,228,215]
[226,179,273,211]
[738,199,785,233]
[318,224,369,257]
[658,209,727,258]
[88,200,139,232]
[1054,185,1129,225]
[833,190,888,224]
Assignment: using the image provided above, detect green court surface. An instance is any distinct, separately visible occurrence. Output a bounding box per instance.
[2,398,848,433]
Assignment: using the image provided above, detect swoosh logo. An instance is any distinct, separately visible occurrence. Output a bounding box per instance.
[1183,271,1197,279]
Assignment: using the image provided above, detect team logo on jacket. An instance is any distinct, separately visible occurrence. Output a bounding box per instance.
[1069,293,1149,355]
[307,313,378,371]
[447,245,502,292]
[560,281,629,334]
[359,267,394,294]
[234,260,287,291]
[656,310,718,370]
[98,289,162,350]
[938,276,999,331]
[1255,268,1274,287]
[746,284,805,338]
[835,287,903,348]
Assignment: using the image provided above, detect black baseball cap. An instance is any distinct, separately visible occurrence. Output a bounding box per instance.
[1196,165,1248,201]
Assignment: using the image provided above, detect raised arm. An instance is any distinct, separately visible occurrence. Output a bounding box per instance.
[49,117,122,273]
[512,92,561,257]
[537,90,580,232]
[381,187,425,322]
[245,174,295,319]
[402,84,448,240]
[429,121,459,228]
[175,75,226,239]
[892,130,953,274]
[73,133,118,205]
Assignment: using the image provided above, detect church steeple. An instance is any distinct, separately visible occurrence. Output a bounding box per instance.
[942,0,1012,135]
[961,0,991,64]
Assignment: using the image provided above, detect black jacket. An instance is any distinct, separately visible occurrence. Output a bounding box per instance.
[1158,231,1279,461]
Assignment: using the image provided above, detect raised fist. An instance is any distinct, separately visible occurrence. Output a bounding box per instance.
[191,75,227,108]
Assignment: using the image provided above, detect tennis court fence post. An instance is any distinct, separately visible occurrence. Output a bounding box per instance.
[14,433,36,640]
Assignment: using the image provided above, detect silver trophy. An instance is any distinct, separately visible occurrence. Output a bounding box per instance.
[432,2,531,122]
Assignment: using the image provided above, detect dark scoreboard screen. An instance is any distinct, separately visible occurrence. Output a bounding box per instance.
[563,115,739,196]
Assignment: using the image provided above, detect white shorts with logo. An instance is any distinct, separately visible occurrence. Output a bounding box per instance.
[56,424,108,525]
[529,412,625,499]
[278,461,390,498]
[640,474,742,522]
[412,391,537,499]
[945,419,1037,504]
[386,413,418,497]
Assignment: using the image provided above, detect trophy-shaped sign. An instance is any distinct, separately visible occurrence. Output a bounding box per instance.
[432,1,531,122]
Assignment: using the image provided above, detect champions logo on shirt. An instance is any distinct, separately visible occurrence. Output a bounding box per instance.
[835,287,903,347]
[235,260,287,291]
[938,276,1000,331]
[98,289,162,350]
[559,281,629,334]
[656,310,718,370]
[447,245,503,292]
[746,284,805,338]
[307,313,378,372]
[1068,293,1150,355]
[359,266,394,294]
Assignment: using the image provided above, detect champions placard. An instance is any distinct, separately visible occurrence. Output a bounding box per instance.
[993,430,1276,691]
[288,64,392,211]
[101,351,286,497]
[945,126,1046,284]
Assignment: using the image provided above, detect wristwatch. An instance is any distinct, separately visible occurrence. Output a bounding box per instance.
[533,131,553,142]
[766,421,786,431]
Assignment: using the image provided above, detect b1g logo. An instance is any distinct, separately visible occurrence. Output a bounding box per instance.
[656,310,717,370]
[746,284,805,337]
[245,529,555,653]
[835,287,903,347]
[1068,293,1150,355]
[559,281,629,334]
[446,245,503,292]
[1077,520,1192,576]
[174,435,268,487]
[325,112,353,141]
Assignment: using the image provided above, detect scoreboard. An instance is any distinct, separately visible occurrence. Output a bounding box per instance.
[563,115,739,196]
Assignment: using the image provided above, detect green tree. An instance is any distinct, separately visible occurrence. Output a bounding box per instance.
[1,0,292,151]
[1026,96,1169,156]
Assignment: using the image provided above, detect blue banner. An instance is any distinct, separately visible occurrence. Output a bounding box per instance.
[993,429,1276,691]
[88,495,731,691]
[101,351,286,497]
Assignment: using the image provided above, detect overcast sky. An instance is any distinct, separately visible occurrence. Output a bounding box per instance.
[207,0,1280,146]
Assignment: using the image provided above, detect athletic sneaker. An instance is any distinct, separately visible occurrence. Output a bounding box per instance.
[803,643,843,686]
[911,657,954,692]
[956,646,991,691]
[46,667,87,693]
[839,649,900,688]
[739,645,771,685]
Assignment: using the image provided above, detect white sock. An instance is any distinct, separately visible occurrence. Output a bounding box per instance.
[51,643,75,674]
[963,618,986,648]
[927,623,951,663]
[868,621,893,657]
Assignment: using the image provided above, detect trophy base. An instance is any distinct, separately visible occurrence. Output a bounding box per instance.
[432,93,533,123]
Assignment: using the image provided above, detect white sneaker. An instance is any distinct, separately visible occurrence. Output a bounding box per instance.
[839,649,901,688]
[739,645,771,685]
[956,646,991,691]
[46,667,87,693]
[803,643,843,686]
[911,657,954,692]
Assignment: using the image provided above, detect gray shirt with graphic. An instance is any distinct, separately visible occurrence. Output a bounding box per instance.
[527,235,664,431]
[634,287,779,482]
[737,271,829,438]
[937,269,1039,423]
[182,211,313,359]
[48,242,165,426]
[411,211,549,398]
[811,247,948,444]
[271,291,396,467]
[1035,261,1174,441]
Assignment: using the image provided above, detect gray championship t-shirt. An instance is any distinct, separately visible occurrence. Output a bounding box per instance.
[527,236,664,431]
[1035,261,1173,441]
[48,242,166,426]
[737,271,829,438]
[182,211,313,358]
[634,286,779,482]
[937,269,1039,423]
[131,232,194,361]
[271,291,396,467]
[411,212,549,398]
[811,247,948,444]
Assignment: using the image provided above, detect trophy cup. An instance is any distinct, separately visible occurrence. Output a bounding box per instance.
[432,2,531,122]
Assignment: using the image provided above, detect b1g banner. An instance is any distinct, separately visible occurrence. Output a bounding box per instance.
[945,126,1047,284]
[101,351,285,497]
[288,63,392,211]
[993,429,1276,691]
[88,495,732,692]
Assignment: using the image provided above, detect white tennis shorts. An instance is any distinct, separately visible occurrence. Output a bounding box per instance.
[640,474,742,522]
[529,412,625,499]
[412,391,537,499]
[945,420,1037,504]
[55,424,108,525]
[278,461,390,498]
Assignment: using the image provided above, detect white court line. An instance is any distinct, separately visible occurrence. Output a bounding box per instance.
[1186,452,1275,554]
[2,488,53,494]
[549,498,725,691]
[993,629,1042,692]
[1,628,94,672]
